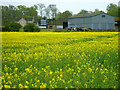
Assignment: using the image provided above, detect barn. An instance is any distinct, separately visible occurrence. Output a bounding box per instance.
[68,13,115,30]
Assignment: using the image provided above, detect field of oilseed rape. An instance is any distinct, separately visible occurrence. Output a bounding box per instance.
[2,32,118,88]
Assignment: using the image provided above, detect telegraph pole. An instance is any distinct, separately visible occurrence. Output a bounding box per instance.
[83,14,85,32]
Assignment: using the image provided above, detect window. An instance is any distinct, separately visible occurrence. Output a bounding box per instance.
[102,15,105,18]
[21,21,24,23]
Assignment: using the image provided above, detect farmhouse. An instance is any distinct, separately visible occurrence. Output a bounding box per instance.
[68,13,115,30]
[16,17,38,27]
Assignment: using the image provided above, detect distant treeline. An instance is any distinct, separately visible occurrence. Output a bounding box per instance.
[1,3,119,26]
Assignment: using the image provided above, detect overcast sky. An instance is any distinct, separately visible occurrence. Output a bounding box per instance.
[0,0,119,15]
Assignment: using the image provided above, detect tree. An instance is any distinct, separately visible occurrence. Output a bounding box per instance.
[23,23,40,32]
[44,6,50,19]
[3,23,22,32]
[17,5,26,17]
[2,5,38,26]
[37,3,45,17]
[94,9,104,13]
[50,7,58,18]
[106,3,118,12]
[106,3,119,17]
[78,9,89,14]
[57,10,72,20]
[2,5,18,26]
[48,4,58,18]
[33,4,38,11]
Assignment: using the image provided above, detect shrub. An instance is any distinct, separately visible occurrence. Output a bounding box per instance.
[34,26,41,32]
[3,23,22,32]
[23,23,40,32]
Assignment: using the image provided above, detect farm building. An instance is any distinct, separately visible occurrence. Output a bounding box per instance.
[68,13,115,30]
[16,17,38,27]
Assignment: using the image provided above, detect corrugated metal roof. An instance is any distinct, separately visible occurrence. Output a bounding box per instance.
[68,13,105,18]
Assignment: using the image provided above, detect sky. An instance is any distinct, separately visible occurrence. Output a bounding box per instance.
[0,0,119,15]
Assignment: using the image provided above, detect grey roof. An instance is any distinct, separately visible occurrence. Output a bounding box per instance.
[16,17,33,21]
[68,13,106,18]
[15,18,21,21]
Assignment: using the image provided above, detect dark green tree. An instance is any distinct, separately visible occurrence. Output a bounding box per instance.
[23,23,40,32]
[106,3,119,17]
[94,9,105,13]
[57,10,72,20]
[78,9,89,14]
[3,23,22,32]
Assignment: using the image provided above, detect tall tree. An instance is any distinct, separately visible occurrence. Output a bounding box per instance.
[44,6,50,19]
[33,4,38,11]
[16,5,26,18]
[37,3,45,17]
[106,3,119,17]
[2,5,17,26]
[50,7,58,18]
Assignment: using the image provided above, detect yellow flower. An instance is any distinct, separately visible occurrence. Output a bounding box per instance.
[25,85,28,88]
[62,80,66,83]
[60,69,62,71]
[36,69,38,72]
[49,81,51,83]
[84,83,87,88]
[35,85,37,87]
[74,60,76,62]
[45,65,50,69]
[25,68,30,72]
[19,84,23,88]
[37,80,40,82]
[52,78,55,81]
[8,81,12,84]
[4,85,10,88]
[88,68,92,73]
[50,71,53,75]
[70,86,74,88]
[44,69,46,72]
[65,87,68,89]
[113,72,117,76]
[26,81,29,84]
[60,74,63,77]
[96,68,98,71]
[104,68,107,71]
[12,86,16,88]
[14,74,17,77]
[38,71,41,75]
[32,84,34,87]
[14,68,18,71]
[6,73,8,76]
[40,83,47,88]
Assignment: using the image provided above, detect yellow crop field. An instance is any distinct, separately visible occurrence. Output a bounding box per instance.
[2,32,118,88]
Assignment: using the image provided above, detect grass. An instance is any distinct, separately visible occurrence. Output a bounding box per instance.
[2,32,118,88]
